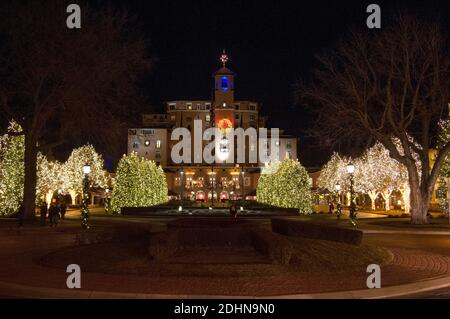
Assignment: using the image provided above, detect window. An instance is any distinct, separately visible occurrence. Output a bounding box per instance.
[132,142,139,149]
[156,140,161,149]
[187,103,192,110]
[244,177,251,187]
[175,177,181,187]
[206,115,211,122]
[169,103,176,110]
[205,103,211,110]
[142,129,154,135]
[235,104,240,110]
[155,152,161,160]
[221,76,228,91]
[287,142,292,150]
[170,115,176,121]
[250,104,256,111]
[250,115,255,121]
[129,129,137,135]
[235,114,240,119]
[200,104,205,110]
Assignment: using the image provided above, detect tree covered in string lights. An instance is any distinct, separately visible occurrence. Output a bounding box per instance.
[257,158,312,214]
[0,124,109,214]
[0,122,24,216]
[36,153,66,206]
[318,141,413,213]
[436,113,450,214]
[65,144,108,204]
[110,152,168,214]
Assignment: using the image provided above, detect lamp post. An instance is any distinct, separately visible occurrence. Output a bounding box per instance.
[347,162,357,227]
[241,169,245,208]
[81,164,91,229]
[335,182,342,219]
[105,188,110,214]
[179,168,184,210]
[210,165,215,208]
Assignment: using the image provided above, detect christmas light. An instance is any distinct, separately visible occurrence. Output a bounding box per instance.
[257,158,312,214]
[110,152,168,213]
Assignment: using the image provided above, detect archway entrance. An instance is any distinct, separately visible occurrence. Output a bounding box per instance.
[196,191,206,202]
[219,191,229,202]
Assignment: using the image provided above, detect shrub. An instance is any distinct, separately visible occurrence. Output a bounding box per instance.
[250,229,293,265]
[271,218,363,245]
[111,152,168,213]
[257,158,313,214]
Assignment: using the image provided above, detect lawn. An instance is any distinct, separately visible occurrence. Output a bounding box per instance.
[36,234,392,277]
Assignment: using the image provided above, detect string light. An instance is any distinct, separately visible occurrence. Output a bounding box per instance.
[257,158,313,214]
[110,152,168,214]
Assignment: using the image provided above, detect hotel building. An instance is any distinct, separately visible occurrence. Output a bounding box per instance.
[127,53,298,202]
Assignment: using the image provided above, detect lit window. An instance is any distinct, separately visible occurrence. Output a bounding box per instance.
[219,136,230,153]
[221,76,228,91]
[156,140,161,149]
[206,115,211,122]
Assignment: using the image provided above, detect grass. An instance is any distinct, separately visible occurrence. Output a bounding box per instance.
[36,234,392,277]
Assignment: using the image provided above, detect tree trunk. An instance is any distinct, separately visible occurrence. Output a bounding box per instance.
[400,186,411,214]
[23,133,38,221]
[368,191,377,210]
[409,183,429,224]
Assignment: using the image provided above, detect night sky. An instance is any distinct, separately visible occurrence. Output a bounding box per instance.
[3,1,447,167]
[115,0,449,167]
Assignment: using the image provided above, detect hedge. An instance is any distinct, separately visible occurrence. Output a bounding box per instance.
[271,218,363,245]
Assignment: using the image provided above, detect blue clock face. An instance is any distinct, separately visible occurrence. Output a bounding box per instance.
[221,76,228,91]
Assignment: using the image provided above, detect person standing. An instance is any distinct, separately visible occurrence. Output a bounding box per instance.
[40,202,48,226]
[48,203,59,227]
[60,203,67,219]
[328,200,335,214]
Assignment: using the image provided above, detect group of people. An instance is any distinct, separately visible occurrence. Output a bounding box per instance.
[39,201,67,227]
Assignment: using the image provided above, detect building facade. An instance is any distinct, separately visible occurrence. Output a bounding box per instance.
[127,53,298,202]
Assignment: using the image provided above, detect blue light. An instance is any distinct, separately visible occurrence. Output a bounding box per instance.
[221,76,228,91]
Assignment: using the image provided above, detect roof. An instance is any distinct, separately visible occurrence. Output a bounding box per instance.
[213,67,235,75]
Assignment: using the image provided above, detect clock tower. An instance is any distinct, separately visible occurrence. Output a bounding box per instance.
[213,50,235,129]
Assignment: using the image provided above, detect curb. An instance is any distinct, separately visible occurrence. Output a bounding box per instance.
[362,229,450,236]
[1,274,450,299]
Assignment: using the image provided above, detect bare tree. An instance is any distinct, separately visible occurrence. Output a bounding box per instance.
[0,1,151,221]
[299,15,450,224]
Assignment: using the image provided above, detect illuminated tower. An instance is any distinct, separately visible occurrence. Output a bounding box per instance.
[213,50,235,128]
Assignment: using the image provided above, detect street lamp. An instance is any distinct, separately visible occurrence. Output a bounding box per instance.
[241,169,245,208]
[335,182,342,219]
[347,162,357,227]
[81,164,91,229]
